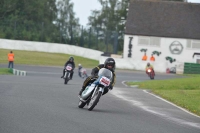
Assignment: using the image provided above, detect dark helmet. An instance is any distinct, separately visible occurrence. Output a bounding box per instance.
[147,62,150,67]
[69,56,74,62]
[104,57,115,71]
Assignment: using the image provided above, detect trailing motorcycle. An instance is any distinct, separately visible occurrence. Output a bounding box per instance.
[80,68,88,79]
[78,68,113,111]
[146,68,155,80]
[63,64,73,84]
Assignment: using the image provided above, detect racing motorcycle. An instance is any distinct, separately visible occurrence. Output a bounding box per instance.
[147,68,155,80]
[78,68,113,111]
[63,64,73,84]
[80,68,88,79]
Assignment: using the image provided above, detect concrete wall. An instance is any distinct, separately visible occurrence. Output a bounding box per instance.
[0,39,103,61]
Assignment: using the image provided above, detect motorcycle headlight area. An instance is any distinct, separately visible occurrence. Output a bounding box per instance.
[148,69,151,72]
[66,66,72,70]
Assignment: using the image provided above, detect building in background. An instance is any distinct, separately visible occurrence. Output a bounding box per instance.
[123,0,200,73]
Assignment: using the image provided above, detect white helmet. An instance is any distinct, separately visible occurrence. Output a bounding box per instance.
[78,64,81,66]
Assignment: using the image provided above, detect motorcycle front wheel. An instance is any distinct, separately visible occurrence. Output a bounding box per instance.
[87,91,102,111]
[150,72,154,80]
[78,100,86,108]
[64,78,68,84]
[64,73,70,84]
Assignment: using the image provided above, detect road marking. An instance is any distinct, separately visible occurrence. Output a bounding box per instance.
[122,81,128,87]
[122,80,140,87]
[110,88,200,129]
[143,90,200,119]
[122,81,200,119]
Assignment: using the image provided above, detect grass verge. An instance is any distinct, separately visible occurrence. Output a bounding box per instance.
[126,75,200,116]
[0,49,98,68]
[0,68,13,75]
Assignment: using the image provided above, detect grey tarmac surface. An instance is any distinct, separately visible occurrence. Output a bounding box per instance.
[0,64,199,133]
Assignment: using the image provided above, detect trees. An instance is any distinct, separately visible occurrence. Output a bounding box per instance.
[0,0,107,50]
[0,0,185,53]
[0,0,60,41]
[0,0,80,44]
[55,0,80,44]
[87,0,129,54]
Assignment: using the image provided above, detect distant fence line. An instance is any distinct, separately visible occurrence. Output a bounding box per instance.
[0,20,123,54]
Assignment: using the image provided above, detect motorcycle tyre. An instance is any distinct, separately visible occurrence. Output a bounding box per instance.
[78,100,86,108]
[64,73,69,84]
[150,72,154,80]
[87,91,102,111]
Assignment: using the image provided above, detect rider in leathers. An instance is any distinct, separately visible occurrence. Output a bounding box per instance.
[145,62,155,76]
[61,56,75,79]
[79,57,116,96]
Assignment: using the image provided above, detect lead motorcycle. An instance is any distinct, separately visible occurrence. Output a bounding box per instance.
[78,68,113,111]
[63,64,73,84]
[146,68,155,80]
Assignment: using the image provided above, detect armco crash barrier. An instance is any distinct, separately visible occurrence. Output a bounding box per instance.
[12,69,27,76]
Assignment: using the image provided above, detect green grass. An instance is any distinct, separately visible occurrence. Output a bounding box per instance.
[0,49,98,68]
[126,76,200,116]
[0,68,13,75]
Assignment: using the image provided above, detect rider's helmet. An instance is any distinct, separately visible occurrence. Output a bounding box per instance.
[69,56,74,62]
[78,64,82,67]
[147,62,150,67]
[104,58,115,71]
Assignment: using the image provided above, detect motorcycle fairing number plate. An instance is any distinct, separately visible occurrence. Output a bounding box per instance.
[66,66,72,70]
[99,76,110,86]
[147,69,151,72]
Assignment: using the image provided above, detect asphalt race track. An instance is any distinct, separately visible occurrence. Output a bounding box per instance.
[0,64,200,133]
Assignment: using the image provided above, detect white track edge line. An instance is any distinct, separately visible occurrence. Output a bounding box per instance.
[143,90,200,118]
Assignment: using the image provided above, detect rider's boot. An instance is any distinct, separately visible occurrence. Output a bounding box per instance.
[70,72,74,80]
[61,69,65,78]
[78,87,85,97]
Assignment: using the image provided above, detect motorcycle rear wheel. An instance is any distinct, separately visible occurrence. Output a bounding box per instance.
[87,91,102,111]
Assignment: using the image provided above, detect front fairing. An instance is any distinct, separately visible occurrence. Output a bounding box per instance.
[65,64,73,72]
[147,68,152,73]
[81,84,96,99]
[98,68,113,80]
[94,68,113,86]
[81,68,113,99]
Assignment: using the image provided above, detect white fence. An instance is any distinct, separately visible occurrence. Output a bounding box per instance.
[0,39,103,60]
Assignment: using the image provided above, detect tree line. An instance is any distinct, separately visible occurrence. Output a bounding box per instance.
[0,0,184,54]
